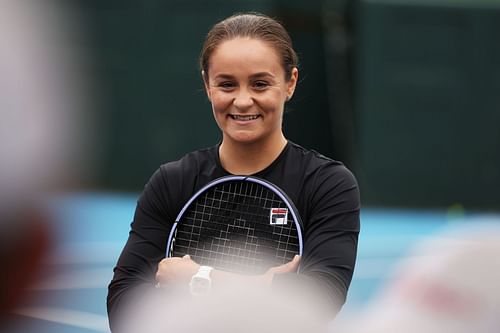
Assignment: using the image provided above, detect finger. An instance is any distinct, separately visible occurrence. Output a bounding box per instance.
[271,255,301,274]
[155,269,163,284]
[291,254,300,266]
[285,255,300,272]
[183,254,191,260]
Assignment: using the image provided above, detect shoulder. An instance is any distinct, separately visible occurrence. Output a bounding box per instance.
[160,146,218,175]
[140,146,219,209]
[285,142,360,212]
[154,145,219,185]
[286,141,356,184]
[286,141,338,167]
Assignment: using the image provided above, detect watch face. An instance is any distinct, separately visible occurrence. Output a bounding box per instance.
[190,276,211,296]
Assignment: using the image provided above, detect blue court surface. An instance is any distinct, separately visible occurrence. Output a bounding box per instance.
[5,193,500,332]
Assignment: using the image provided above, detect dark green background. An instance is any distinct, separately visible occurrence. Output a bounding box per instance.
[76,0,500,210]
[354,0,500,209]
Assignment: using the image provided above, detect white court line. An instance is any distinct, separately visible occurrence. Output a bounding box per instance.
[14,307,110,332]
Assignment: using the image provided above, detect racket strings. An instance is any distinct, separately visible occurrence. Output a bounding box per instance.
[172,180,300,274]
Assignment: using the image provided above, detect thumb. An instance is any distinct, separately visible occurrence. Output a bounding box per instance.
[288,254,301,271]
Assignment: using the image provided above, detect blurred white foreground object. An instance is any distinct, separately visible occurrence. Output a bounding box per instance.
[338,225,500,333]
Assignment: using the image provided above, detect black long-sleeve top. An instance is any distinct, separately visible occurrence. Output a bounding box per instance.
[107,141,360,331]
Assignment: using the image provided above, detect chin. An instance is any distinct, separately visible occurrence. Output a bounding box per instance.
[226,132,262,144]
[232,138,260,145]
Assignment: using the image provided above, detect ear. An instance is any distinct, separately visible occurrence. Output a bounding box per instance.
[286,67,299,100]
[202,70,211,101]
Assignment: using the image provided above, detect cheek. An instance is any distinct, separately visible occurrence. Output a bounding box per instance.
[210,92,233,112]
[257,93,286,113]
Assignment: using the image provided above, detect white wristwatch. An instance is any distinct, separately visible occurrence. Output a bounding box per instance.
[189,265,213,296]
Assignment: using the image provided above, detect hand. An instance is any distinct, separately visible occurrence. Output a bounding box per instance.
[261,255,301,286]
[155,255,199,286]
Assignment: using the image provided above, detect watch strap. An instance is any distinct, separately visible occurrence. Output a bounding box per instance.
[196,265,213,278]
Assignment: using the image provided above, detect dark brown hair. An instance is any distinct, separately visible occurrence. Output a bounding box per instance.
[200,13,299,82]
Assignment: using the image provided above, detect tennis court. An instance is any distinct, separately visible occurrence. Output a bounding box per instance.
[6,193,498,333]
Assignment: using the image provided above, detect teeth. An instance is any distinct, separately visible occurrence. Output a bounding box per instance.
[232,115,259,121]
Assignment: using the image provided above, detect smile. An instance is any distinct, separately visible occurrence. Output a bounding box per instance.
[230,115,260,121]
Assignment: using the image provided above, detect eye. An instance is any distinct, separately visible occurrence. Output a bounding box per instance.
[253,80,269,90]
[217,81,236,90]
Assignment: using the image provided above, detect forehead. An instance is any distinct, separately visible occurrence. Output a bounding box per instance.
[208,38,283,77]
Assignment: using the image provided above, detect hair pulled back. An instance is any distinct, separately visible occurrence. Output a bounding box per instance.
[200,13,299,82]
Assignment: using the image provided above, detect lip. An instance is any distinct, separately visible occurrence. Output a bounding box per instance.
[228,114,261,123]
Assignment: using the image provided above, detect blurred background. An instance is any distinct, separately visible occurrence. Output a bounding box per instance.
[1,0,499,332]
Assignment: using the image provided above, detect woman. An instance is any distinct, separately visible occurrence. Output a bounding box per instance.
[107,12,360,331]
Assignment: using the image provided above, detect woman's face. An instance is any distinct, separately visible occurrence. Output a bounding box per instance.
[204,37,298,146]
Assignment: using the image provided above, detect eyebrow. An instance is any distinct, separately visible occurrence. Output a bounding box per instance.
[213,72,276,80]
[250,72,276,80]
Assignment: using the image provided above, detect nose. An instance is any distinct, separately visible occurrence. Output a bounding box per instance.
[233,88,254,110]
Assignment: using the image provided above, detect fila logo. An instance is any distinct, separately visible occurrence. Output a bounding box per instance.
[270,208,288,225]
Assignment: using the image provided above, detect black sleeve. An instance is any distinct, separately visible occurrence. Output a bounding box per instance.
[272,163,360,317]
[106,167,177,332]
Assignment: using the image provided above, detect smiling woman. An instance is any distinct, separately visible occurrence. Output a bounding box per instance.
[206,37,298,174]
[107,12,360,333]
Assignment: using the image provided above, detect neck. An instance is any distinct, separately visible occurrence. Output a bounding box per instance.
[219,135,287,175]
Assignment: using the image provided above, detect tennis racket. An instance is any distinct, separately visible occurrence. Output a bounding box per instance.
[166,175,303,275]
